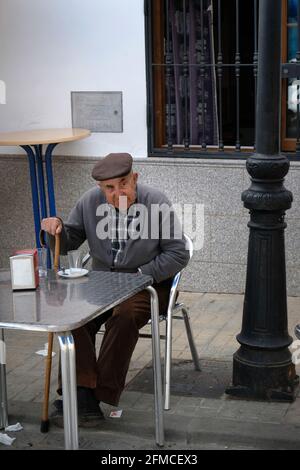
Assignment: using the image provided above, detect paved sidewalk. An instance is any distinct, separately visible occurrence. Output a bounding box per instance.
[2,292,300,450]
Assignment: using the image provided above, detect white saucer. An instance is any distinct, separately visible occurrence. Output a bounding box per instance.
[57,268,89,279]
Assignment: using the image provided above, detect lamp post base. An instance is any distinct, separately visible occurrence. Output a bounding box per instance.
[226,346,299,402]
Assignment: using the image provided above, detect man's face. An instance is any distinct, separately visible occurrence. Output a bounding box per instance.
[98,172,138,210]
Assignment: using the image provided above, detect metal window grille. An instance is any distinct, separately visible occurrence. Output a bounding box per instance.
[145,0,258,158]
[282,0,300,157]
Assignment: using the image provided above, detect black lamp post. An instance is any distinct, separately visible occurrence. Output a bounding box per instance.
[226,0,298,401]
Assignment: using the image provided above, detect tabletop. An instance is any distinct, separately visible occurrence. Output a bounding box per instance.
[0,270,153,332]
[0,128,91,146]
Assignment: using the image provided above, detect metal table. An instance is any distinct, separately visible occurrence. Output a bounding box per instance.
[0,128,91,261]
[0,270,164,449]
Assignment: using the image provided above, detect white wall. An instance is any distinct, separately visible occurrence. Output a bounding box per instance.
[0,0,148,157]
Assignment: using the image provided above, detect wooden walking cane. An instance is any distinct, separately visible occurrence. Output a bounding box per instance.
[40,233,60,433]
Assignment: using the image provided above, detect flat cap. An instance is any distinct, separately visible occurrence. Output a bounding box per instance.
[92,153,133,181]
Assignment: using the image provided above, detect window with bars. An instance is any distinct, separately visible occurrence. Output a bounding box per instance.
[145,0,258,158]
[146,0,300,158]
[145,0,300,159]
[282,0,300,155]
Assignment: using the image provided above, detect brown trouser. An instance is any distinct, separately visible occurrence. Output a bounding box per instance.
[58,280,171,406]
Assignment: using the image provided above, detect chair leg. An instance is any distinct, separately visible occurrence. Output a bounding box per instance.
[164,310,173,411]
[146,286,164,447]
[57,332,78,450]
[40,332,54,433]
[182,306,201,371]
[0,329,8,430]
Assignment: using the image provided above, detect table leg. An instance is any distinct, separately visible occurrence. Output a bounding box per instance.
[45,143,58,217]
[57,332,78,450]
[0,329,8,430]
[34,144,52,268]
[21,145,41,248]
[146,286,164,447]
[34,145,48,220]
[21,142,59,266]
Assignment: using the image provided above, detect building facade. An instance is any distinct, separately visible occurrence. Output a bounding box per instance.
[0,0,299,294]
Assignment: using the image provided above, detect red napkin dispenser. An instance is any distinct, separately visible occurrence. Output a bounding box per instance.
[10,249,39,290]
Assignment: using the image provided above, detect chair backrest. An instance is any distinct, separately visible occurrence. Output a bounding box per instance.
[184,233,194,259]
[82,252,91,268]
[166,233,193,315]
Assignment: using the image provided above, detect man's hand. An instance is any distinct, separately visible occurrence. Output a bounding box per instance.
[41,217,62,236]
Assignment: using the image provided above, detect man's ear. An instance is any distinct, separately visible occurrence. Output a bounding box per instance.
[133,172,139,185]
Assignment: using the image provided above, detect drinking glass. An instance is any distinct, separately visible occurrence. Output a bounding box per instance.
[67,250,83,273]
[37,247,47,277]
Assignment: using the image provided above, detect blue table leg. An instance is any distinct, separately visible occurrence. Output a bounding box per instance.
[34,144,53,268]
[21,142,59,268]
[34,145,48,220]
[21,145,42,248]
[45,143,59,269]
[45,143,58,217]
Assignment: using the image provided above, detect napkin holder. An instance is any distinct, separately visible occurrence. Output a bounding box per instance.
[10,249,39,290]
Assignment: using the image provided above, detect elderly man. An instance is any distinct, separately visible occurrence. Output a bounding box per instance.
[41,152,189,426]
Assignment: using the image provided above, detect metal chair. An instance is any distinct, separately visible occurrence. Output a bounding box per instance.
[83,234,200,411]
[138,234,201,410]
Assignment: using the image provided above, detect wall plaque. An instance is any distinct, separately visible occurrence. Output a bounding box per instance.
[71,91,123,133]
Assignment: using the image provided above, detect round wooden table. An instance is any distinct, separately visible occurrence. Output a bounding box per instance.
[0,128,91,261]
